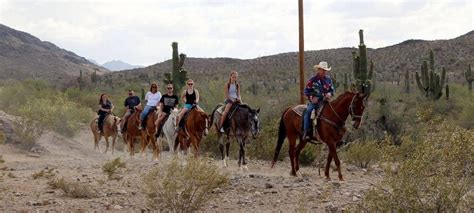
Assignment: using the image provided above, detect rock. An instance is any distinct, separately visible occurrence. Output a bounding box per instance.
[331,181,341,188]
[325,203,339,212]
[27,201,41,206]
[264,183,273,189]
[45,190,55,194]
[352,196,361,202]
[113,205,123,210]
[118,190,128,194]
[283,184,291,188]
[249,174,255,178]
[271,191,278,194]
[254,191,262,196]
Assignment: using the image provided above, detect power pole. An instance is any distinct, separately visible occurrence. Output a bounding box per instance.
[298,0,305,104]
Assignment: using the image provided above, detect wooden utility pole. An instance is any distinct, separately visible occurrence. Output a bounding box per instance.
[298,0,305,104]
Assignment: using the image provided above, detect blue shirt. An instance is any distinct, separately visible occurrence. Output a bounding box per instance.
[304,74,335,101]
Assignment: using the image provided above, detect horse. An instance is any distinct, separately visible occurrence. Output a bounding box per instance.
[211,104,261,169]
[140,107,160,160]
[175,107,210,157]
[271,91,367,181]
[122,108,144,158]
[90,114,121,154]
[157,108,179,153]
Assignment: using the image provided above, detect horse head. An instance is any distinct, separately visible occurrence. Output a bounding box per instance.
[349,92,368,129]
[248,107,261,139]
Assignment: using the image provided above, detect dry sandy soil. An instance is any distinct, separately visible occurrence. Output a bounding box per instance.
[0,124,383,212]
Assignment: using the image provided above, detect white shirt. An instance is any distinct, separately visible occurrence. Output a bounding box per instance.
[145,91,162,106]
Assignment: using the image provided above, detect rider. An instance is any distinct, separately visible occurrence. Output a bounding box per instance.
[121,89,141,133]
[218,71,241,133]
[139,83,161,130]
[97,93,114,134]
[303,61,335,140]
[176,79,200,127]
[155,83,179,137]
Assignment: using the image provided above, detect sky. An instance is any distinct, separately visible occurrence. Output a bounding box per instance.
[0,0,473,66]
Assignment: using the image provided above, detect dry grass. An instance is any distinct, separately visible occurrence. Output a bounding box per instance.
[48,177,97,198]
[32,168,55,180]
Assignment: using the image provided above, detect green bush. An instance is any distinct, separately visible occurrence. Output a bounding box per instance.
[144,156,228,212]
[343,140,381,168]
[48,177,97,198]
[13,118,43,150]
[299,144,318,166]
[358,122,474,211]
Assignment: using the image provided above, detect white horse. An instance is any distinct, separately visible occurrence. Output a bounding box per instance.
[158,108,179,153]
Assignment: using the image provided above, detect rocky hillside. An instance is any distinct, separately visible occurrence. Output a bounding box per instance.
[112,31,474,84]
[0,24,108,84]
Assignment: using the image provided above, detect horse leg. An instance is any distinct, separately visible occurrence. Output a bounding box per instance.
[295,138,308,174]
[191,136,199,158]
[325,145,334,181]
[288,137,297,177]
[330,142,344,181]
[140,135,149,158]
[237,137,243,168]
[241,138,248,171]
[104,136,109,154]
[226,136,230,162]
[151,135,159,161]
[112,135,116,155]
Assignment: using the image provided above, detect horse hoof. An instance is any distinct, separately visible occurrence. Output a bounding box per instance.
[242,165,248,171]
[290,171,297,177]
[296,171,302,177]
[325,177,331,182]
[223,160,228,168]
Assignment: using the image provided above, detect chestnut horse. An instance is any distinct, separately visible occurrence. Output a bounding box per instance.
[90,114,121,154]
[175,107,210,157]
[271,92,367,180]
[122,108,144,157]
[141,107,160,160]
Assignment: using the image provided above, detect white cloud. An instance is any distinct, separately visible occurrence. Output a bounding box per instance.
[0,0,472,66]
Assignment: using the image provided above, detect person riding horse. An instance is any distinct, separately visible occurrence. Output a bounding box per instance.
[176,79,202,128]
[218,71,241,133]
[155,83,179,138]
[303,61,335,141]
[97,93,114,135]
[121,89,141,133]
[139,83,161,130]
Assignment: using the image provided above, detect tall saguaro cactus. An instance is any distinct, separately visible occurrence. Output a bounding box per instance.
[77,70,85,90]
[164,42,187,93]
[415,50,446,100]
[352,29,374,96]
[404,70,410,93]
[465,64,473,92]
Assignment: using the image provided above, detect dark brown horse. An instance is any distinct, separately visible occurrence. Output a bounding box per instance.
[271,92,367,180]
[175,107,210,157]
[210,104,261,169]
[122,108,145,158]
[141,107,160,160]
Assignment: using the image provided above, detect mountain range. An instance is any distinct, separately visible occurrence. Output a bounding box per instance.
[101,60,144,71]
[0,24,107,85]
[1,23,473,86]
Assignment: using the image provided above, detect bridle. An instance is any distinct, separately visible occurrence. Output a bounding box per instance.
[321,93,365,129]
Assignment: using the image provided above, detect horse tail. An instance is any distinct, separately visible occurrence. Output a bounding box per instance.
[272,106,291,168]
[210,104,224,129]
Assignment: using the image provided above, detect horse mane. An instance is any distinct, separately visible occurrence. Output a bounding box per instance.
[238,103,255,112]
[331,91,355,103]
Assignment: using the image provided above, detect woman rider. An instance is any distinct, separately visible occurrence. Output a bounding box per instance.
[139,83,161,129]
[176,79,200,126]
[218,71,241,133]
[97,93,114,134]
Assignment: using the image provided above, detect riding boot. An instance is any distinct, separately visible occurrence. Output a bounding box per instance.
[155,124,163,138]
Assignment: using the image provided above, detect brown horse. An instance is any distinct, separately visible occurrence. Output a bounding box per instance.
[90,114,121,154]
[141,107,160,160]
[122,108,144,157]
[176,107,210,157]
[271,92,367,180]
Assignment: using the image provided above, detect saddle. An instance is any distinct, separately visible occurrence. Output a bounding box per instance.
[217,103,242,131]
[297,102,326,142]
[178,105,197,129]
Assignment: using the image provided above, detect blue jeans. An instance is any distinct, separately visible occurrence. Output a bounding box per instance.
[141,105,154,121]
[303,102,319,134]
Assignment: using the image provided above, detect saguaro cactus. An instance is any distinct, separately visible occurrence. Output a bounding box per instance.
[141,88,145,101]
[415,50,446,100]
[352,29,374,96]
[445,84,449,100]
[465,64,473,92]
[404,70,410,93]
[164,42,187,93]
[343,73,349,91]
[77,70,85,90]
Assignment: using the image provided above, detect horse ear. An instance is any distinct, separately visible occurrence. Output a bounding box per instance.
[256,108,260,113]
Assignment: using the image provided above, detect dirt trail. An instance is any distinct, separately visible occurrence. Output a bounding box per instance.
[0,125,382,212]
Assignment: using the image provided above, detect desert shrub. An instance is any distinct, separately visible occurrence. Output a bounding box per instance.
[343,140,381,168]
[102,157,126,180]
[299,143,318,166]
[357,122,474,211]
[144,156,228,212]
[13,118,43,150]
[0,130,5,144]
[48,177,97,198]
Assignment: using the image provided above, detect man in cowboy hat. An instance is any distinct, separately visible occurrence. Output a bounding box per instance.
[303,61,335,140]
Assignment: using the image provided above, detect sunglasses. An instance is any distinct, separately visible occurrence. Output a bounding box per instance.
[188,83,193,86]
[151,86,157,88]
[167,87,173,89]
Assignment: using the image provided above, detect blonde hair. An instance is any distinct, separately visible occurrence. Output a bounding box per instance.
[227,71,239,86]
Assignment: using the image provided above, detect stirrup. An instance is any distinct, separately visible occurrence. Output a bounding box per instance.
[219,126,225,133]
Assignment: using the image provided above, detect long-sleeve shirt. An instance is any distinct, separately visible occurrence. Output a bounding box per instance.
[304,74,335,101]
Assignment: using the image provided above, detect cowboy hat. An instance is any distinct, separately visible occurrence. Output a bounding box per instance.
[314,61,331,71]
